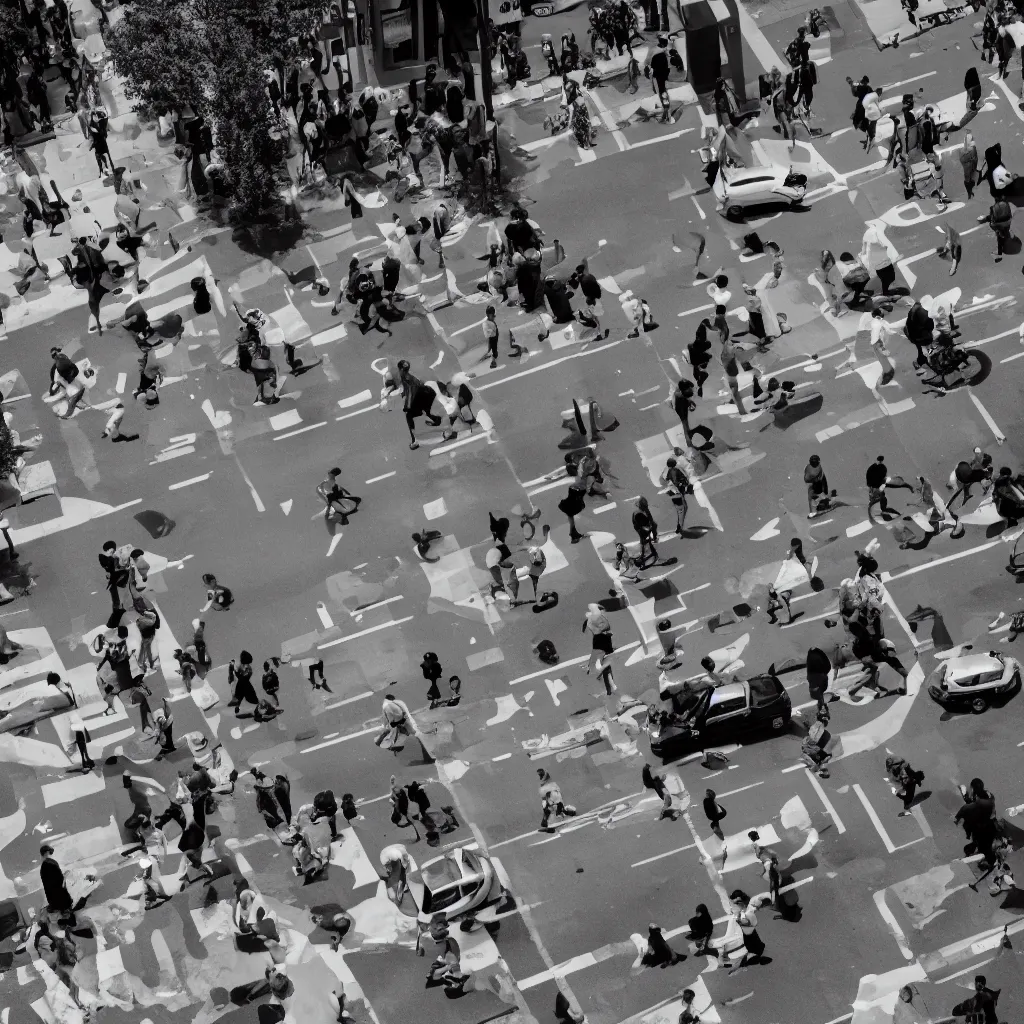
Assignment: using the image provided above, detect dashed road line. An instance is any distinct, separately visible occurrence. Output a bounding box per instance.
[168,473,211,491]
[317,615,414,650]
[275,421,327,441]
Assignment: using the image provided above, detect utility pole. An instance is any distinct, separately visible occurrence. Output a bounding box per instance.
[474,0,501,183]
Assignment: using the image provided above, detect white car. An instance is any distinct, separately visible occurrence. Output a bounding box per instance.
[713,165,807,220]
[927,652,1021,713]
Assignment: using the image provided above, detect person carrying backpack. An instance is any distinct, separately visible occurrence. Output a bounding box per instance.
[885,755,925,815]
[980,198,1015,261]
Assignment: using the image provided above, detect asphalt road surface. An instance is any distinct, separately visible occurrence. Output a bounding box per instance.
[5,5,1024,1024]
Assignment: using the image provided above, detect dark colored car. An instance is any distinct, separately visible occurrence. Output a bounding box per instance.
[648,673,792,758]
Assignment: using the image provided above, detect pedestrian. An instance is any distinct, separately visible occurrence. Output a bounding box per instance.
[572,262,608,340]
[101,401,127,440]
[306,658,330,690]
[642,762,678,820]
[311,908,355,951]
[688,324,713,396]
[787,537,814,582]
[312,788,339,837]
[860,84,882,150]
[661,457,692,535]
[88,109,115,176]
[407,780,431,822]
[819,251,843,317]
[39,845,77,925]
[632,496,659,567]
[261,661,280,707]
[687,905,716,956]
[614,542,644,585]
[981,196,1014,262]
[861,307,897,385]
[0,515,17,563]
[558,477,587,544]
[374,692,412,751]
[728,890,765,971]
[594,653,617,695]
[191,276,212,315]
[996,19,1014,78]
[641,923,686,966]
[341,792,359,823]
[960,130,979,200]
[806,647,835,709]
[703,788,727,839]
[866,455,891,517]
[227,651,260,716]
[859,223,895,298]
[178,821,213,887]
[133,596,160,675]
[200,572,233,611]
[153,697,175,757]
[644,36,672,123]
[273,774,292,825]
[804,454,828,517]
[252,769,283,828]
[526,545,547,600]
[421,652,443,702]
[482,305,499,368]
[538,768,577,832]
[926,150,950,210]
[671,378,698,448]
[969,977,1001,1023]
[69,716,94,772]
[173,649,196,693]
[583,603,614,674]
[766,584,792,625]
[317,467,362,522]
[720,335,763,414]
[390,775,419,837]
[893,758,925,816]
[938,221,962,276]
[46,672,76,708]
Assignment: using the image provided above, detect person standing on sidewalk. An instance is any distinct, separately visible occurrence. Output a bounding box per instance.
[538,768,577,832]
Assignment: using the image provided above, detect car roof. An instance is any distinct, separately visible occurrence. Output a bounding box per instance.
[947,654,1002,680]
[709,682,746,706]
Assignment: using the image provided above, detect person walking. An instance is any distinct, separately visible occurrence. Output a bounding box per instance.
[862,307,898,385]
[804,454,828,517]
[661,457,693,535]
[406,780,431,822]
[632,496,659,567]
[261,661,281,707]
[980,196,1014,262]
[960,130,979,200]
[133,596,160,676]
[39,845,77,925]
[375,692,412,751]
[227,651,260,716]
[728,890,766,971]
[766,584,793,625]
[482,305,500,368]
[859,223,895,299]
[313,789,340,838]
[641,923,686,966]
[153,697,175,758]
[583,603,614,673]
[421,652,444,703]
[526,545,547,600]
[688,323,713,396]
[703,788,727,839]
[390,775,419,837]
[642,763,678,820]
[70,717,94,772]
[938,221,962,276]
[538,768,577,832]
[317,467,362,523]
[273,774,293,825]
[806,646,836,709]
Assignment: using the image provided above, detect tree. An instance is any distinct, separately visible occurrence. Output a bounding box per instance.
[0,421,17,481]
[109,0,329,223]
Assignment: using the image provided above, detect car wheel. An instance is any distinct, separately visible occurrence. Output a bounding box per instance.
[971,695,988,713]
[726,205,744,221]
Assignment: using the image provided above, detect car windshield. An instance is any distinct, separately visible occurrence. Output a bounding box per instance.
[707,695,746,719]
[749,675,783,707]
[421,884,461,914]
[422,856,462,891]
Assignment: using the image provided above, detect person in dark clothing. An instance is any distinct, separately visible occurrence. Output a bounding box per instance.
[228,651,260,715]
[688,321,713,397]
[646,37,671,122]
[406,780,431,821]
[191,276,212,314]
[313,789,339,838]
[703,789,727,838]
[866,455,890,515]
[273,775,292,825]
[971,977,1000,1024]
[39,846,76,924]
[806,647,836,709]
[88,109,115,176]
[421,652,443,702]
[641,923,686,966]
[686,904,716,955]
[252,770,282,828]
[964,66,982,111]
[642,762,678,819]
[632,497,659,567]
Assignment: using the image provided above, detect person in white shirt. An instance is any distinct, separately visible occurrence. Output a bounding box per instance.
[859,224,895,298]
[374,693,412,750]
[859,307,898,385]
[861,86,882,150]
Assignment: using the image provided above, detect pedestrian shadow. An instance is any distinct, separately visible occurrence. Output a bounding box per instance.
[133,510,175,537]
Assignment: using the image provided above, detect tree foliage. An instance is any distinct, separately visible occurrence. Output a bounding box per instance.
[0,422,17,481]
[109,0,329,222]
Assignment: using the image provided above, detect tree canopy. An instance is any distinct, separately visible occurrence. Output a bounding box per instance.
[109,0,329,222]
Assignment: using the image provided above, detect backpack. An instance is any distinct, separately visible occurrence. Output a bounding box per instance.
[919,118,937,150]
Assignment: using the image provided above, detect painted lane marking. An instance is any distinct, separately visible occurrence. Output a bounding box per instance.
[168,473,210,491]
[298,724,379,754]
[336,405,376,422]
[365,471,396,484]
[274,421,326,441]
[338,389,373,408]
[805,769,846,833]
[631,842,697,869]
[351,595,404,616]
[873,888,915,960]
[476,338,623,392]
[234,456,266,512]
[317,615,414,650]
[969,392,1006,445]
[322,690,374,711]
